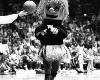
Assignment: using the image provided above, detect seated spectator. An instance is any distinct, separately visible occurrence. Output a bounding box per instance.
[84,47,96,72]
[8,50,19,72]
[97,41,100,54]
[93,41,98,56]
[13,30,19,39]
[75,44,86,73]
[0,39,9,55]
[0,39,10,73]
[69,44,79,69]
[0,52,8,73]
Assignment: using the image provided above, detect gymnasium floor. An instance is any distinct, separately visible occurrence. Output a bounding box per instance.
[0,69,100,80]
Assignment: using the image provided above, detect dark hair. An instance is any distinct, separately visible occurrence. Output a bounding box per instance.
[2,39,7,44]
[84,44,92,49]
[0,53,3,55]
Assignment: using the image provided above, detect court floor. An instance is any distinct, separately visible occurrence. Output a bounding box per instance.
[0,69,100,80]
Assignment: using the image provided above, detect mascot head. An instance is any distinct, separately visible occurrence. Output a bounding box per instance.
[37,0,69,21]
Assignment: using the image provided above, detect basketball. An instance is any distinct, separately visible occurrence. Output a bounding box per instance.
[23,1,36,14]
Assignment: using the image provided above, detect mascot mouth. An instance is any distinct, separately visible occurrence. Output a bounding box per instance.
[46,14,58,18]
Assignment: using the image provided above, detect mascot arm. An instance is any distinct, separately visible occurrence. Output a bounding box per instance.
[57,26,67,38]
[35,26,46,40]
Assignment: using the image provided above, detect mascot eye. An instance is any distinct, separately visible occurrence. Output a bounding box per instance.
[54,6,60,11]
[46,5,51,10]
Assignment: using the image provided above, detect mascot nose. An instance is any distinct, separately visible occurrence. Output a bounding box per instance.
[49,7,55,13]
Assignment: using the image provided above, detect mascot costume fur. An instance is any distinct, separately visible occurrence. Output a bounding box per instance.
[35,0,70,80]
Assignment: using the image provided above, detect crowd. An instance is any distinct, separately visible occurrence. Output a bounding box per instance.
[0,13,100,74]
[63,16,100,73]
[0,18,42,73]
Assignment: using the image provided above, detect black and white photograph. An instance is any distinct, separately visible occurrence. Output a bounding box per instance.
[0,0,100,80]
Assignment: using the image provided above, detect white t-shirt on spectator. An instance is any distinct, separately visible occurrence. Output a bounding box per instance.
[0,43,9,55]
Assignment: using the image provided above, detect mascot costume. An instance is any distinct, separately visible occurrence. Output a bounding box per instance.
[35,0,70,80]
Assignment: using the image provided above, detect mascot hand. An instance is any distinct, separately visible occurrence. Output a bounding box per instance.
[51,27,58,34]
[41,29,47,36]
[47,25,58,34]
[18,10,28,17]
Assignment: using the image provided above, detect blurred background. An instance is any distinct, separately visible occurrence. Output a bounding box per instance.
[0,0,100,18]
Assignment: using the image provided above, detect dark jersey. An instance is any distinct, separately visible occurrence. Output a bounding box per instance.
[35,19,67,45]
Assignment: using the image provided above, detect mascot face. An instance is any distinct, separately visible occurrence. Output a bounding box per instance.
[45,1,63,18]
[44,0,68,20]
[37,0,69,20]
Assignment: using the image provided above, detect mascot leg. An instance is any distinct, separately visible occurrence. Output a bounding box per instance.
[51,61,59,79]
[78,55,84,72]
[43,60,53,80]
[43,60,60,80]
